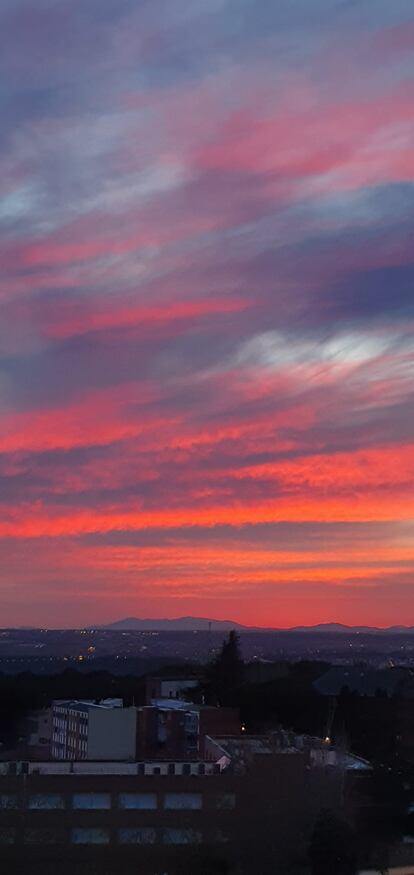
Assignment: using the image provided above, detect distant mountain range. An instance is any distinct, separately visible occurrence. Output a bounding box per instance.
[100,617,414,634]
[102,616,248,632]
[290,623,414,634]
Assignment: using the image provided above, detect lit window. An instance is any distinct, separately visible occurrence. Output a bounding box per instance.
[28,795,65,810]
[163,828,202,845]
[118,828,156,844]
[118,793,157,810]
[72,793,111,810]
[164,793,202,810]
[71,827,110,844]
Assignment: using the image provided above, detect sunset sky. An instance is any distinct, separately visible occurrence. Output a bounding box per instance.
[1,0,413,628]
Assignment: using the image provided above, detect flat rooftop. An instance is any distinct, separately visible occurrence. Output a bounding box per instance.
[53,699,124,713]
[0,761,220,776]
[207,734,371,771]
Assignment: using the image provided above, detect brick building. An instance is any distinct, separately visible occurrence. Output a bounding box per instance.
[0,735,370,875]
[137,700,241,760]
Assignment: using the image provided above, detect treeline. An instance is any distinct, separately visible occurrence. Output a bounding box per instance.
[195,632,401,763]
[0,669,148,747]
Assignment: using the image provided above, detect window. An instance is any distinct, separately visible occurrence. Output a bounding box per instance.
[24,828,64,844]
[71,827,110,844]
[182,763,191,775]
[164,793,202,810]
[118,828,156,844]
[163,828,202,845]
[0,828,15,844]
[0,795,17,809]
[72,793,111,810]
[28,794,65,810]
[118,793,157,810]
[216,793,236,810]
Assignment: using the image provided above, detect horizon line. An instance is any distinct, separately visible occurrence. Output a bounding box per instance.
[1,616,413,632]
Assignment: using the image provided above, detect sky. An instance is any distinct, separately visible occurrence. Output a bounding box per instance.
[0,0,413,629]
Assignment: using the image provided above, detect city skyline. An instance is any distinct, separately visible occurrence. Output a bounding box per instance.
[1,0,413,628]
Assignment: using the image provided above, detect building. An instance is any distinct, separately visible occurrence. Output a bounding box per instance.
[204,731,371,775]
[138,699,241,759]
[0,739,349,875]
[51,698,241,764]
[52,700,137,761]
[0,728,375,874]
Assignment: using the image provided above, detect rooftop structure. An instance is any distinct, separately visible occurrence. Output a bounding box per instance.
[204,732,371,773]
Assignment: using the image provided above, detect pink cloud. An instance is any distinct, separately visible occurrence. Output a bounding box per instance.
[196,85,414,192]
[43,295,249,340]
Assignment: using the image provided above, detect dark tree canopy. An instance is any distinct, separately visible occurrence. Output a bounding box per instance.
[309,809,358,875]
[206,630,244,705]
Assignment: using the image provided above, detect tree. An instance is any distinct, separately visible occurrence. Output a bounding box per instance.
[309,809,358,875]
[207,631,244,705]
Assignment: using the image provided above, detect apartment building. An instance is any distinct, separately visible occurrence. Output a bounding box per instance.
[52,700,137,761]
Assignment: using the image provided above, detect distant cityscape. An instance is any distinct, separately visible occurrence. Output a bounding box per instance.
[1,619,414,676]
